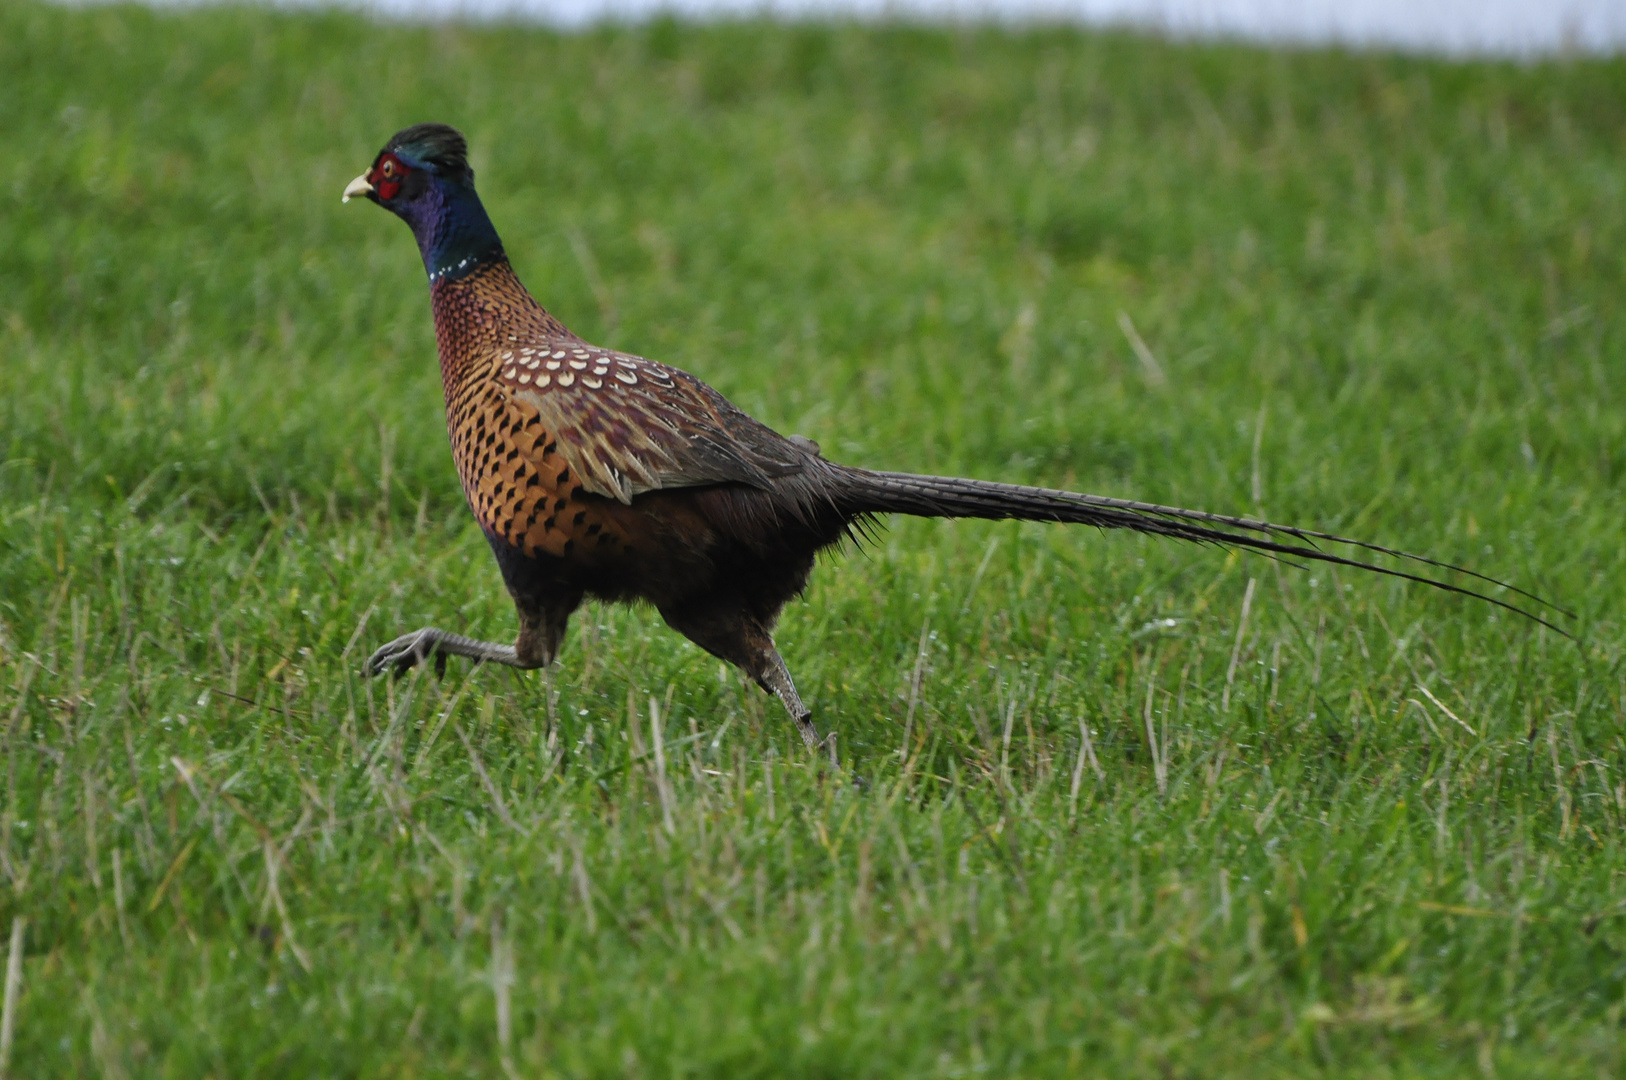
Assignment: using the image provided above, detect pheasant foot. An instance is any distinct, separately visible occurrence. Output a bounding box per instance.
[364,627,524,678]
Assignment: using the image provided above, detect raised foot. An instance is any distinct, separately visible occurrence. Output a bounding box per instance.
[364,627,523,678]
[364,628,452,678]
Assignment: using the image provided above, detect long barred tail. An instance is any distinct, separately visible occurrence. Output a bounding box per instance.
[836,468,1572,635]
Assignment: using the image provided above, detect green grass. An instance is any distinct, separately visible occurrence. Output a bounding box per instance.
[2,2,1624,1074]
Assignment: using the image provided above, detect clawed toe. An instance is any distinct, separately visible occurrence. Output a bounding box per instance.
[820,730,839,768]
[363,629,441,678]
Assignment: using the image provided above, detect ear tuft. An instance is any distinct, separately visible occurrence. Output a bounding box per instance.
[383,123,472,181]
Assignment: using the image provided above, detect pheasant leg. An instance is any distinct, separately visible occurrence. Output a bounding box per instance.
[657,602,835,765]
[364,628,521,677]
[364,592,580,678]
[758,647,838,767]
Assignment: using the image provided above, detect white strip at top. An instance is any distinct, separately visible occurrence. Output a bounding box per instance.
[157,0,1626,57]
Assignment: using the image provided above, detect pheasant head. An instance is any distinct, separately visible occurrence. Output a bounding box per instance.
[343,123,503,284]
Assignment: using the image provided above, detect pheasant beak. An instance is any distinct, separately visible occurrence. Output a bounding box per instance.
[342,172,375,203]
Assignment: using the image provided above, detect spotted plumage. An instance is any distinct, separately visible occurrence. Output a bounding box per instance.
[345,123,1567,761]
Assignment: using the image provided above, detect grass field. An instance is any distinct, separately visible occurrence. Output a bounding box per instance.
[2,2,1625,1074]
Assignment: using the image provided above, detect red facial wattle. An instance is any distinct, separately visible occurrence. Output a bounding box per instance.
[372,154,408,201]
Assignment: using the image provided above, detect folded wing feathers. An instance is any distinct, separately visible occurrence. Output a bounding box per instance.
[513,372,793,504]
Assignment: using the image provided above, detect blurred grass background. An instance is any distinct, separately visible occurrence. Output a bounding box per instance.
[0,1,1623,1074]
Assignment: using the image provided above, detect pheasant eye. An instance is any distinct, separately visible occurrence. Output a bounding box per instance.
[373,155,407,200]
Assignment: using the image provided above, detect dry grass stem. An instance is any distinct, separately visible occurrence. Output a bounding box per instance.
[650,696,675,835]
[1223,578,1258,712]
[454,722,527,835]
[0,917,25,1080]
[1117,310,1167,388]
[491,909,518,1079]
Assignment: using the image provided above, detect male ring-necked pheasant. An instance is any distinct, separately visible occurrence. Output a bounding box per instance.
[347,123,1564,760]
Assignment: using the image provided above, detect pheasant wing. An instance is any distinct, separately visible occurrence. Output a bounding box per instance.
[498,342,804,504]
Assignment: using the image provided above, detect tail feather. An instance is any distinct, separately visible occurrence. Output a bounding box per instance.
[837,468,1572,636]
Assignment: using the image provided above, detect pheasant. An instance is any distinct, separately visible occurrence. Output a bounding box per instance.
[345,123,1564,760]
